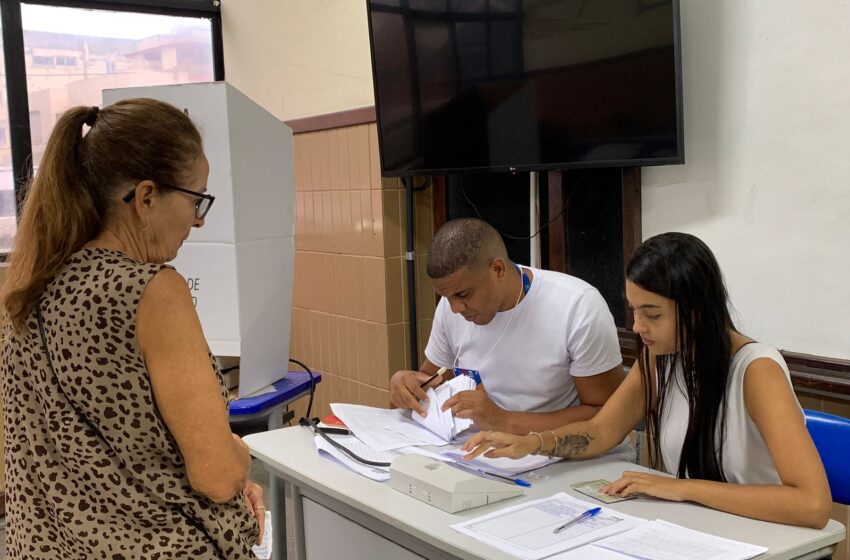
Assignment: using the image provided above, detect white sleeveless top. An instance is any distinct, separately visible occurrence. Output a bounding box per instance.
[659,343,798,484]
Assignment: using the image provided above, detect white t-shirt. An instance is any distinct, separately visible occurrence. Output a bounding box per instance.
[424,267,622,413]
[659,343,795,484]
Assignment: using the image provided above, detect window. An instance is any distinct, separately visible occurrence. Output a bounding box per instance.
[0,18,16,253]
[22,3,215,170]
[0,0,221,255]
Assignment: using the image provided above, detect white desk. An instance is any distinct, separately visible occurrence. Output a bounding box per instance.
[245,427,846,560]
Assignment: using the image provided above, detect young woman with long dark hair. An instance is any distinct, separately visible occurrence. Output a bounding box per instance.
[462,232,831,528]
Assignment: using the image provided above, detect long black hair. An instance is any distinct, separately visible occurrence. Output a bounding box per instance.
[627,232,736,482]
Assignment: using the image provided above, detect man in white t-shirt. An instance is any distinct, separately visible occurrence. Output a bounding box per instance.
[389,218,624,435]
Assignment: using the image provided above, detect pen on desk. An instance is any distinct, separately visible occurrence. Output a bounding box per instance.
[479,470,532,488]
[419,366,448,389]
[553,507,602,534]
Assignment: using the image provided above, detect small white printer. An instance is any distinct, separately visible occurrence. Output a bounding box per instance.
[389,454,523,513]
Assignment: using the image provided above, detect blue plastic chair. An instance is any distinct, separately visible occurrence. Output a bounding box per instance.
[804,409,850,505]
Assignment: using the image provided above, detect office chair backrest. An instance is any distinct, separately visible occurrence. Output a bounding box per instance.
[805,409,850,505]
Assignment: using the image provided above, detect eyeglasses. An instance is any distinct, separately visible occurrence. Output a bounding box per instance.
[122,183,215,220]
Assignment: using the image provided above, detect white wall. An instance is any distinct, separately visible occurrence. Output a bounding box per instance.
[221,0,374,121]
[643,1,850,359]
[222,1,850,359]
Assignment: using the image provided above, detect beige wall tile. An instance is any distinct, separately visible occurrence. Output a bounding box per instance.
[348,319,361,384]
[321,191,334,253]
[300,134,314,191]
[382,189,403,258]
[342,377,360,404]
[301,192,313,252]
[339,191,353,254]
[369,123,382,189]
[328,128,342,190]
[293,134,305,191]
[294,191,305,250]
[350,189,364,256]
[414,187,433,255]
[355,125,372,190]
[346,126,366,189]
[365,189,384,257]
[317,131,331,190]
[359,190,376,256]
[327,317,341,376]
[374,323,390,389]
[336,126,351,189]
[362,258,388,324]
[308,132,322,191]
[331,191,344,254]
[358,321,377,385]
[384,257,404,325]
[387,323,407,375]
[351,257,366,321]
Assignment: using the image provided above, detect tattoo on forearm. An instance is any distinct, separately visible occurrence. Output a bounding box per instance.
[552,433,593,458]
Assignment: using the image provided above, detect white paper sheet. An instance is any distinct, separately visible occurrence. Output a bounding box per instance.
[331,403,422,451]
[384,417,451,446]
[451,492,645,560]
[412,375,477,443]
[440,450,562,477]
[313,434,397,481]
[595,519,768,560]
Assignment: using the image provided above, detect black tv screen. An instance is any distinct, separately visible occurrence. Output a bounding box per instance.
[367,0,684,176]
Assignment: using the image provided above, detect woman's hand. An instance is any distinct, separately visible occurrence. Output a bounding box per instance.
[460,431,539,460]
[243,480,266,544]
[603,471,689,501]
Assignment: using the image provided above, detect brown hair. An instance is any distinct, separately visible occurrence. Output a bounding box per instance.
[1,98,203,331]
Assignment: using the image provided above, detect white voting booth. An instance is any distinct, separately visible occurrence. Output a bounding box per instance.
[103,82,294,397]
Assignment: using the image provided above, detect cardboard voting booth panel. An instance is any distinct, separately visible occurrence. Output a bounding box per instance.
[103,82,294,396]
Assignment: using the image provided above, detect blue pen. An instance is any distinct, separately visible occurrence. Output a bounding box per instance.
[478,469,532,488]
[553,507,602,534]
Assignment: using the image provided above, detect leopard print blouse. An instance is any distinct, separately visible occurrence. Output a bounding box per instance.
[2,248,259,559]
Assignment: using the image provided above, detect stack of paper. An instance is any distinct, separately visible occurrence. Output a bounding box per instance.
[592,519,768,560]
[440,450,562,477]
[451,492,645,560]
[313,434,399,481]
[413,374,477,442]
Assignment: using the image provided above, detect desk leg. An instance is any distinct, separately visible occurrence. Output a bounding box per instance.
[291,484,306,560]
[269,407,287,560]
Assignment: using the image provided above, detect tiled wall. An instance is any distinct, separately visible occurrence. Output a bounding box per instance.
[287,122,435,420]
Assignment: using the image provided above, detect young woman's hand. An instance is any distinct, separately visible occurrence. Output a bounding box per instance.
[461,431,539,460]
[603,471,689,501]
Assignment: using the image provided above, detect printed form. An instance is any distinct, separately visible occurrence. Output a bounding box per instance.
[452,492,645,560]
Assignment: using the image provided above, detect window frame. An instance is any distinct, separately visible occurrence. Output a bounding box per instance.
[0,0,224,256]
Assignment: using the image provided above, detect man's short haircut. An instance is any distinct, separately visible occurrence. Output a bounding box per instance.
[426,218,508,279]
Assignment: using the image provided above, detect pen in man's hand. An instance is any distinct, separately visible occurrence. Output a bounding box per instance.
[419,366,448,389]
[553,507,602,534]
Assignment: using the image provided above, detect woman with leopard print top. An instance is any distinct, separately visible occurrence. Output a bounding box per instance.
[1,99,263,559]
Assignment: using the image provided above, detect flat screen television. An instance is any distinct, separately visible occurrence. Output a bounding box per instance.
[367,0,684,176]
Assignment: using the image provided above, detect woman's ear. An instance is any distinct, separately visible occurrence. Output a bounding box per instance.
[130,180,158,227]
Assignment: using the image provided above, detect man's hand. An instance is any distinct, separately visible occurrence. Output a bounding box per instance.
[243,479,266,544]
[389,370,441,415]
[441,387,509,431]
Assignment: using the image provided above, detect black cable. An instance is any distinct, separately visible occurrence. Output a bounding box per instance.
[299,416,391,468]
[288,358,314,420]
[458,171,587,241]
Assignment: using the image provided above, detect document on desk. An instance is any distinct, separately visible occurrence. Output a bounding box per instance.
[440,450,562,477]
[594,519,767,560]
[451,492,645,560]
[412,374,477,443]
[313,434,397,482]
[330,403,423,451]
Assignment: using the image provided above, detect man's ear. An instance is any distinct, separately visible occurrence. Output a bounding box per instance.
[490,257,508,280]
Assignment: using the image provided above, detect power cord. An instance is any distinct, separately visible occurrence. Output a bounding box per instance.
[289,357,391,468]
